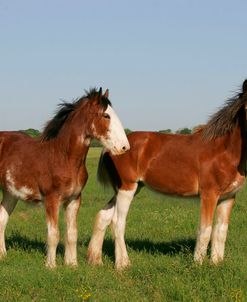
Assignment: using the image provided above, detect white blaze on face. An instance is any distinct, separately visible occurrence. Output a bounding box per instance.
[100,105,130,155]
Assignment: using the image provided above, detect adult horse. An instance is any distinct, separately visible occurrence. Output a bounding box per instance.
[0,88,129,268]
[88,80,247,270]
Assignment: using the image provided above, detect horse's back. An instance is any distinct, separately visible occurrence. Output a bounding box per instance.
[0,131,32,145]
[0,131,39,195]
[107,131,201,195]
[140,132,201,195]
[0,131,33,161]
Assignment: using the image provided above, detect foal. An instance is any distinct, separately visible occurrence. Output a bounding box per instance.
[88,80,247,269]
[0,88,129,268]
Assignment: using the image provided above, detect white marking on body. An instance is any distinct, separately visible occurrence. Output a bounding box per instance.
[79,135,91,146]
[84,137,91,146]
[6,169,33,200]
[232,181,238,187]
[0,191,18,258]
[88,198,116,265]
[91,124,97,137]
[46,221,60,268]
[100,105,130,155]
[112,186,137,269]
[210,198,234,264]
[211,223,228,264]
[220,177,244,201]
[194,225,212,264]
[64,198,80,266]
[0,204,9,257]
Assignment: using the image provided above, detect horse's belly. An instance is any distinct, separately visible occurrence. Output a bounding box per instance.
[143,171,199,196]
[6,181,42,201]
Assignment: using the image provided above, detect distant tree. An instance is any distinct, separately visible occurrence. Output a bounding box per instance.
[125,128,132,135]
[22,128,40,137]
[90,139,102,147]
[192,124,205,133]
[159,129,172,134]
[176,128,192,135]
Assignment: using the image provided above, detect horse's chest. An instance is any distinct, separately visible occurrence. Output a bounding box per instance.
[65,184,81,200]
[64,169,88,200]
[221,173,245,200]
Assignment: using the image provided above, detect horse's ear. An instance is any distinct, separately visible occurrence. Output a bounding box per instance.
[98,87,102,99]
[103,89,109,99]
[242,79,247,93]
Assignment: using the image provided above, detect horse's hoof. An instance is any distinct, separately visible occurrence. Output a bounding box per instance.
[45,261,57,270]
[115,259,131,270]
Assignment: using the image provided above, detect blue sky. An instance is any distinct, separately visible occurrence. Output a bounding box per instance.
[0,0,247,132]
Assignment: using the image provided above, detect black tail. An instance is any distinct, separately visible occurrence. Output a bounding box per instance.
[97,150,121,193]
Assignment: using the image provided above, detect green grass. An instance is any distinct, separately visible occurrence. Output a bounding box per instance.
[1,147,247,301]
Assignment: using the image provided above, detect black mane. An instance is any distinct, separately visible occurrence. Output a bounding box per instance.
[202,80,247,140]
[41,88,111,141]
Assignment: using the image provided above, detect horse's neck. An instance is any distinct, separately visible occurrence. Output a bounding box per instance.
[53,126,91,167]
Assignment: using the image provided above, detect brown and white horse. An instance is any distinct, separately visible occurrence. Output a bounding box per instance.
[0,88,129,268]
[88,80,247,269]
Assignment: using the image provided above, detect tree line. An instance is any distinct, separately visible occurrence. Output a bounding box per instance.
[22,127,192,147]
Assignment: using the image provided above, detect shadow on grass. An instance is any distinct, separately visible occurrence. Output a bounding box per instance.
[83,237,196,261]
[6,232,195,259]
[6,231,64,255]
[127,238,196,255]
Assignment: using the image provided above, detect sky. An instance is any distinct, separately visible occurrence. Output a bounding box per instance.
[0,0,247,132]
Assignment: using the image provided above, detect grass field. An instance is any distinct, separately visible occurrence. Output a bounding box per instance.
[1,147,247,301]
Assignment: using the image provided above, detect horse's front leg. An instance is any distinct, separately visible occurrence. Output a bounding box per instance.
[194,191,219,264]
[112,184,137,270]
[0,191,18,258]
[64,195,81,267]
[211,198,234,264]
[87,196,116,266]
[45,195,60,269]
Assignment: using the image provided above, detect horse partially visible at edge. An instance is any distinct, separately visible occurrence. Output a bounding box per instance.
[0,88,129,268]
[88,80,247,269]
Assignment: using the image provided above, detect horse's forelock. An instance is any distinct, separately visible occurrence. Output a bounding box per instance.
[99,97,112,110]
[84,88,112,110]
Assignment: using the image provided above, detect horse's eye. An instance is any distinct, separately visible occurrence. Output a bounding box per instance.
[103,113,110,119]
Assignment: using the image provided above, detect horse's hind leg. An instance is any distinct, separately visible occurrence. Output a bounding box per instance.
[194,191,218,264]
[211,198,234,264]
[112,184,137,270]
[0,191,18,258]
[87,196,116,265]
[64,195,81,267]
